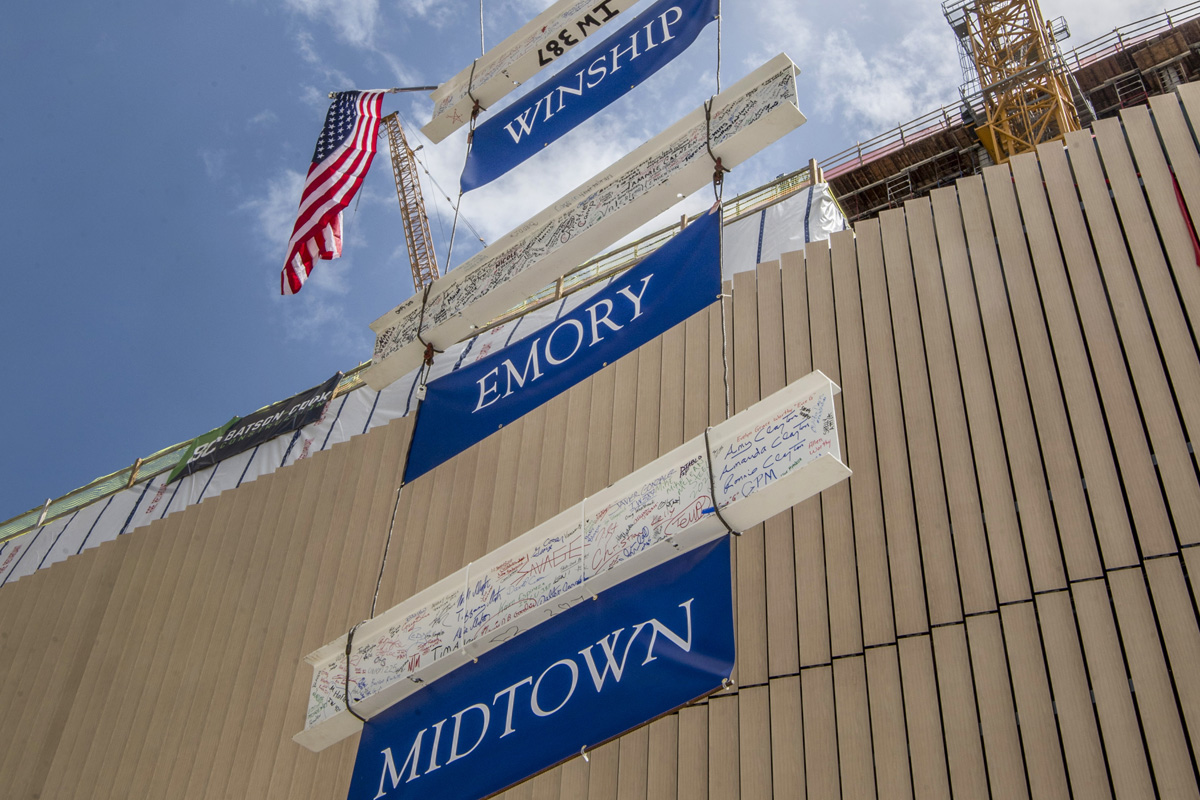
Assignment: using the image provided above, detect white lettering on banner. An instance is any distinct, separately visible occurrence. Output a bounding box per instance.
[504,8,684,145]
[372,601,694,797]
[473,275,654,412]
[425,0,631,143]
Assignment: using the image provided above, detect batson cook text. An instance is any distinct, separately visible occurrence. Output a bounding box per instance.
[187,389,333,467]
[372,599,695,798]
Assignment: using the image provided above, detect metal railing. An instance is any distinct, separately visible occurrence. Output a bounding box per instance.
[822,1,1200,182]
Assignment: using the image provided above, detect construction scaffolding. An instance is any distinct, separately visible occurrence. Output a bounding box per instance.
[944,0,1081,163]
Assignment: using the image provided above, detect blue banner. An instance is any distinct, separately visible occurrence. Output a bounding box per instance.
[348,537,734,800]
[404,208,720,483]
[460,0,718,193]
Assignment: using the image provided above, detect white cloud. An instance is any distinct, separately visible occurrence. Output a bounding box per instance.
[199,149,227,181]
[284,0,380,49]
[813,24,961,137]
[241,169,305,257]
[248,110,278,128]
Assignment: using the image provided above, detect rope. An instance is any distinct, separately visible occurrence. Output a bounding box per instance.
[703,99,730,205]
[446,62,485,270]
[715,0,722,94]
[415,283,445,369]
[344,622,369,723]
[703,427,740,535]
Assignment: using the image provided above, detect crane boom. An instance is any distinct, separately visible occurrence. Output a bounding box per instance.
[383,112,440,292]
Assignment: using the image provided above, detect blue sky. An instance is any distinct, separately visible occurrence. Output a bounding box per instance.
[0,0,1166,520]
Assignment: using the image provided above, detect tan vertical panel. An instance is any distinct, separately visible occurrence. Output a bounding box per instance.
[769,676,804,800]
[1094,117,1200,456]
[7,541,123,800]
[711,287,731,425]
[1066,127,1200,543]
[738,685,772,800]
[562,752,592,799]
[781,249,830,667]
[1008,151,1137,568]
[931,624,989,799]
[463,432,504,564]
[732,268,768,687]
[633,336,663,470]
[732,269,761,415]
[384,459,436,602]
[441,445,483,568]
[1160,85,1200,218]
[148,481,268,800]
[659,324,686,455]
[1034,590,1112,799]
[931,185,1041,598]
[609,349,641,484]
[981,162,1108,577]
[0,540,100,772]
[865,645,912,800]
[905,197,1000,612]
[1071,578,1156,800]
[965,614,1029,800]
[1123,104,1200,335]
[77,507,192,800]
[1108,567,1200,799]
[855,218,929,636]
[646,713,679,800]
[510,407,550,545]
[265,431,397,800]
[708,693,740,800]
[559,380,594,510]
[677,703,709,799]
[756,260,785,397]
[183,476,296,800]
[997,602,1070,799]
[585,364,617,496]
[240,423,407,799]
[757,260,800,677]
[533,390,570,579]
[834,655,877,800]
[1144,557,1200,751]
[195,469,322,800]
[586,738,621,800]
[617,724,650,800]
[529,766,563,800]
[484,418,529,552]
[1011,151,1150,567]
[897,635,951,800]
[412,457,462,588]
[273,436,388,800]
[259,444,360,800]
[808,238,862,658]
[683,311,710,443]
[959,176,1074,586]
[832,229,895,647]
[0,567,44,767]
[878,208,965,623]
[801,665,840,798]
[122,477,285,799]
[114,491,242,798]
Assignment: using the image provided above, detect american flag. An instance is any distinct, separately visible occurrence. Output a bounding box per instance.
[281,90,386,295]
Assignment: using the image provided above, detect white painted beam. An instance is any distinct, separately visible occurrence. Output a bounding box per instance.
[295,369,849,751]
[424,0,637,144]
[366,53,804,391]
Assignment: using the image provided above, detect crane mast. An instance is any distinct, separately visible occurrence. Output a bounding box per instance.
[944,0,1081,163]
[383,112,440,292]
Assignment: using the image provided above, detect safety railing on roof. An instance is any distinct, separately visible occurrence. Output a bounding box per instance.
[822,0,1200,182]
[1062,0,1200,71]
[0,365,373,544]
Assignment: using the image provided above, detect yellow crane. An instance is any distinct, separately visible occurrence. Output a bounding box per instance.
[382,112,441,292]
[944,0,1081,163]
